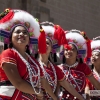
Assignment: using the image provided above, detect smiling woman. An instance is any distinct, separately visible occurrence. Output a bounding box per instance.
[10,26,29,48]
[0,9,57,100]
[36,22,85,100]
[58,29,100,100]
[85,37,100,100]
[0,8,42,100]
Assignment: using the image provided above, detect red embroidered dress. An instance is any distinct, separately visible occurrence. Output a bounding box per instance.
[39,60,65,100]
[86,70,100,100]
[0,49,44,100]
[59,63,92,100]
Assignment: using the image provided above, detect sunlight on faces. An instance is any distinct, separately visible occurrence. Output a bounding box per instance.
[91,51,100,66]
[46,38,52,54]
[64,44,78,60]
[11,26,29,47]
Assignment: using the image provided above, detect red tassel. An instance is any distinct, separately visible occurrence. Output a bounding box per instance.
[84,40,92,63]
[80,31,92,63]
[38,26,46,54]
[54,25,68,45]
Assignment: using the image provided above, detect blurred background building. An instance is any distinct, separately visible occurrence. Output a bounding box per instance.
[0,0,100,39]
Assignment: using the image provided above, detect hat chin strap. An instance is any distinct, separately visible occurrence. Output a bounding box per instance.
[68,42,78,50]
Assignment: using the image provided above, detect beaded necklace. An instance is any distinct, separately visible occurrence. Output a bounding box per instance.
[63,62,82,92]
[39,60,57,93]
[12,48,41,94]
[65,62,78,68]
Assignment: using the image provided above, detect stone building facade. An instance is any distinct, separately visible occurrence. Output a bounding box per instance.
[0,0,100,39]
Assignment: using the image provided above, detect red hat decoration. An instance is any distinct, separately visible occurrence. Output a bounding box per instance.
[80,31,92,64]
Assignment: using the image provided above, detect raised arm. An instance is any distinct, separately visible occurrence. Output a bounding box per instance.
[87,75,100,90]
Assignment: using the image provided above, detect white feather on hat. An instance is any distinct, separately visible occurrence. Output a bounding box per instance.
[65,30,87,50]
[42,25,55,35]
[41,25,57,45]
[91,40,100,50]
[0,9,40,38]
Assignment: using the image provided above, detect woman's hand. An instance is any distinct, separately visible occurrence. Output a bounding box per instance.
[85,86,91,100]
[36,95,44,100]
[36,90,44,100]
[86,94,90,100]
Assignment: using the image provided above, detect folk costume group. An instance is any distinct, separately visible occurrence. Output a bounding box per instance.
[0,8,100,100]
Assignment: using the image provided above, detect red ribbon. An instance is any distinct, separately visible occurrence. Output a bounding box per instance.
[54,25,68,45]
[0,10,14,23]
[38,26,46,54]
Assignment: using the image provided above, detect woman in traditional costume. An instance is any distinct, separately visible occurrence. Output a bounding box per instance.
[0,9,57,100]
[35,22,85,100]
[58,29,100,100]
[85,36,100,100]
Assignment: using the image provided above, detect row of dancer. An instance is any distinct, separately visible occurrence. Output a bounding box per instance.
[0,8,84,100]
[0,8,100,100]
[42,23,100,100]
